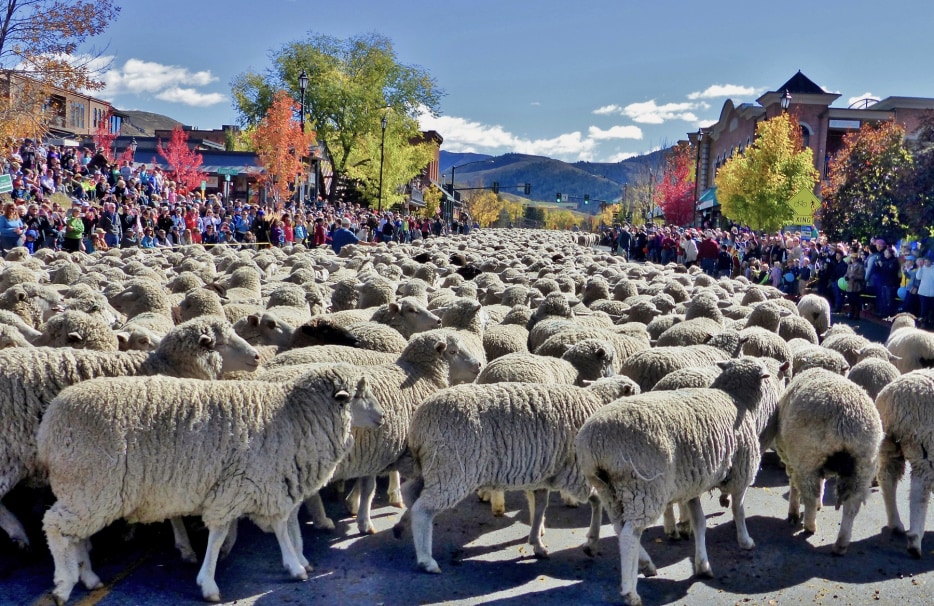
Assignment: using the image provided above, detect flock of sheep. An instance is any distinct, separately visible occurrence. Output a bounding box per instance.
[0,228,933,606]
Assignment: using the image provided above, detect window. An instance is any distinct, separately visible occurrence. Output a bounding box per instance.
[800,125,811,148]
[70,101,86,128]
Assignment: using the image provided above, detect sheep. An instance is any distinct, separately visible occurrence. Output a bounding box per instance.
[739,326,793,367]
[0,283,62,328]
[337,322,407,353]
[357,275,397,309]
[265,345,397,369]
[0,316,260,550]
[34,310,120,351]
[856,343,899,364]
[645,315,682,341]
[535,328,648,373]
[846,358,901,400]
[875,369,934,558]
[483,323,530,361]
[778,315,820,344]
[177,288,227,322]
[392,376,641,573]
[438,297,489,365]
[233,311,296,348]
[39,365,383,604]
[324,297,441,338]
[115,325,162,352]
[682,292,725,325]
[822,332,872,368]
[526,291,574,331]
[651,365,722,391]
[0,308,43,343]
[886,327,934,373]
[655,317,722,347]
[744,300,788,332]
[296,329,483,535]
[797,293,832,335]
[774,368,882,555]
[0,324,32,349]
[575,358,774,605]
[792,344,850,375]
[478,339,615,387]
[618,331,740,392]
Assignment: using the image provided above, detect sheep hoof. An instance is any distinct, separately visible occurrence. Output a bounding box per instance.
[803,522,817,535]
[787,513,801,527]
[291,569,309,581]
[907,534,923,559]
[738,537,756,551]
[665,528,683,541]
[358,522,376,535]
[621,590,643,606]
[316,517,336,531]
[392,523,405,540]
[582,543,598,557]
[676,521,693,538]
[719,494,731,508]
[418,559,441,574]
[694,560,714,579]
[201,589,221,603]
[11,537,30,551]
[389,490,404,508]
[178,546,199,564]
[888,522,906,536]
[304,563,315,573]
[532,545,550,559]
[639,560,658,577]
[49,591,68,606]
[831,540,849,556]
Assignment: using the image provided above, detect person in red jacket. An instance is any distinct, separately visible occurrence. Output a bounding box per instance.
[697,232,720,276]
[312,217,328,248]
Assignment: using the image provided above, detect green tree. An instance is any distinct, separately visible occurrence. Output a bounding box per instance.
[465,190,504,227]
[421,184,442,220]
[230,32,443,204]
[715,113,819,232]
[900,111,934,238]
[819,120,912,243]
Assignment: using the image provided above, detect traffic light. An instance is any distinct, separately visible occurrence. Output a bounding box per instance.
[492,181,499,194]
[556,192,562,203]
[584,194,590,204]
[524,183,531,195]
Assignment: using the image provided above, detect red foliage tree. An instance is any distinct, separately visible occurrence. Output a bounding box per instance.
[654,142,696,226]
[92,109,117,161]
[156,125,206,192]
[251,90,315,206]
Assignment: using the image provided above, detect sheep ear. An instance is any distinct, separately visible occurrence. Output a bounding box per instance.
[199,334,215,349]
[247,314,261,327]
[596,348,607,359]
[16,291,27,302]
[434,340,448,354]
[116,332,129,345]
[388,302,401,314]
[67,332,83,343]
[581,379,594,387]
[356,375,368,393]
[716,360,730,369]
[779,361,790,373]
[334,390,351,402]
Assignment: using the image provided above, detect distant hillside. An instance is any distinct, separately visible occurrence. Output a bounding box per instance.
[118,110,184,136]
[439,150,666,205]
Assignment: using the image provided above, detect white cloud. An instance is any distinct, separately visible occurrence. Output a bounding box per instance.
[696,119,718,128]
[622,100,699,124]
[95,57,224,107]
[592,104,622,115]
[607,151,638,162]
[530,101,541,106]
[155,87,226,107]
[587,125,643,140]
[847,92,878,107]
[688,84,757,100]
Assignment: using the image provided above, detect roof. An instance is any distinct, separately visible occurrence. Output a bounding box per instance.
[776,71,827,95]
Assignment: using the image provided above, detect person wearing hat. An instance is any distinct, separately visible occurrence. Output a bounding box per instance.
[331,216,375,254]
[251,209,271,247]
[90,227,108,252]
[62,206,85,252]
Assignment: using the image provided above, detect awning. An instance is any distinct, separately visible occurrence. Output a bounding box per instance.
[46,137,81,147]
[697,187,719,211]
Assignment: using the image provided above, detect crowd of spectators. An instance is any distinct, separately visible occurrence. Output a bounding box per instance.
[0,138,477,258]
[602,222,934,328]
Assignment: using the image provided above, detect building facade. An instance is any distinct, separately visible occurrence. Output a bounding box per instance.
[690,71,934,227]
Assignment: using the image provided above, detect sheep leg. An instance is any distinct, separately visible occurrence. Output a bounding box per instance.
[832,497,862,556]
[287,507,313,572]
[219,519,238,560]
[0,503,29,550]
[676,501,692,538]
[76,539,102,591]
[196,524,230,603]
[46,525,80,606]
[346,480,361,517]
[583,492,603,557]
[799,473,822,534]
[388,471,404,508]
[411,498,442,573]
[490,489,506,517]
[355,475,378,535]
[616,520,644,606]
[303,493,335,530]
[527,489,550,558]
[270,517,308,580]
[730,488,756,550]
[907,473,931,559]
[662,503,680,539]
[878,442,906,534]
[686,497,713,578]
[787,482,802,526]
[169,517,198,564]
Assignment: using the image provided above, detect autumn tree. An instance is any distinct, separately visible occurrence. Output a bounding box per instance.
[465,190,504,227]
[715,113,819,232]
[0,0,120,139]
[92,108,117,161]
[231,32,442,203]
[250,90,316,207]
[900,111,934,238]
[819,120,912,244]
[421,184,442,219]
[156,125,207,193]
[654,142,695,226]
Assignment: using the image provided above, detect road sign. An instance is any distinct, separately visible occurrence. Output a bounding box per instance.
[784,189,821,226]
[216,167,239,176]
[0,174,11,194]
[201,180,206,193]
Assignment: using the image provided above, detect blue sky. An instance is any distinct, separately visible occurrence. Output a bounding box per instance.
[90,0,934,163]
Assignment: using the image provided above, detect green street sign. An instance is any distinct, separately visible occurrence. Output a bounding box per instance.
[0,174,11,194]
[201,180,206,192]
[216,167,239,176]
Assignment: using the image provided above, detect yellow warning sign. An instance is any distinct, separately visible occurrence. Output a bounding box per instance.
[784,189,821,225]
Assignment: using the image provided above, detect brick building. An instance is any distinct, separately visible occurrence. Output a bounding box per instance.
[690,71,934,227]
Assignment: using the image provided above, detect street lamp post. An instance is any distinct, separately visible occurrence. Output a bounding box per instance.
[781,89,792,112]
[377,114,387,213]
[298,69,308,206]
[129,137,137,162]
[693,129,704,228]
[443,158,493,224]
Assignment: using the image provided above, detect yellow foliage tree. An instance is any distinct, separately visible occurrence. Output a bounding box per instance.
[465,190,504,227]
[715,113,819,232]
[544,208,578,230]
[421,184,442,219]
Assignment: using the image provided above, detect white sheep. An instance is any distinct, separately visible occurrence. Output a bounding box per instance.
[477,339,614,386]
[774,368,882,555]
[846,357,901,400]
[875,369,934,558]
[34,310,120,351]
[886,327,934,373]
[618,331,740,392]
[575,358,773,605]
[38,365,383,604]
[393,376,640,573]
[0,316,260,551]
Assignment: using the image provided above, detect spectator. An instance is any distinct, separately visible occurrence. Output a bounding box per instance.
[0,201,25,255]
[845,252,867,320]
[140,227,156,249]
[331,216,375,254]
[716,244,733,278]
[681,232,698,268]
[697,232,719,276]
[915,257,934,328]
[876,247,901,317]
[251,209,270,247]
[62,206,85,252]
